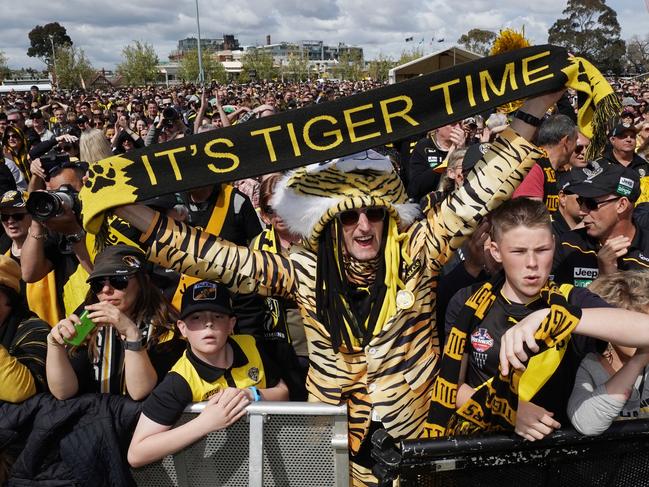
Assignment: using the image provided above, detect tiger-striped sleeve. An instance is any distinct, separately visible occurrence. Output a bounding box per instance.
[421,127,543,265]
[144,212,299,300]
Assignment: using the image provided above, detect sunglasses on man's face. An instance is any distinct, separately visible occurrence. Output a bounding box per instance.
[576,196,621,212]
[337,207,387,226]
[89,275,131,294]
[0,212,27,222]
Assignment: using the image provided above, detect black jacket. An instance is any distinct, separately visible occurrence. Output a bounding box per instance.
[0,393,141,487]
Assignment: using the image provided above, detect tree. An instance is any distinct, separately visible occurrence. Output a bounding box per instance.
[240,48,277,82]
[285,49,310,82]
[0,50,9,81]
[117,41,159,86]
[548,0,626,73]
[334,50,365,81]
[179,49,227,83]
[396,47,424,66]
[27,22,72,66]
[625,35,649,74]
[457,29,497,56]
[54,46,94,89]
[367,53,394,82]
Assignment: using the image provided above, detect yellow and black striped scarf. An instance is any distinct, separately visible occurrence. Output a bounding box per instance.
[81,46,619,235]
[423,274,581,438]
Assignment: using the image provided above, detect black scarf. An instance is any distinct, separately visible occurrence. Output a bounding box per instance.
[80,46,618,235]
[423,273,582,437]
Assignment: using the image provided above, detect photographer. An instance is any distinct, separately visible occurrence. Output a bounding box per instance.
[22,152,93,319]
[144,105,187,146]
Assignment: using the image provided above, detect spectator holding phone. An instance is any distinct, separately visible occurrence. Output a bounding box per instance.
[46,244,184,400]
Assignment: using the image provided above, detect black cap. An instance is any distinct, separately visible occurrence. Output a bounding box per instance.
[609,122,638,138]
[29,110,43,120]
[563,162,641,202]
[0,190,27,210]
[180,280,233,319]
[87,244,145,281]
[76,115,89,125]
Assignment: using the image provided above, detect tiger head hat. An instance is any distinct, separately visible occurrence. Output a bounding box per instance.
[270,150,421,249]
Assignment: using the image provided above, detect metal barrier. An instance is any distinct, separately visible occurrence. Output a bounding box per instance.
[132,401,349,487]
[371,418,649,487]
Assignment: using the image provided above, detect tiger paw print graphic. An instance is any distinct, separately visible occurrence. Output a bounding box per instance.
[85,164,118,193]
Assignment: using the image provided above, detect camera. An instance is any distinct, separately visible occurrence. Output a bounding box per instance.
[40,150,72,178]
[26,185,81,221]
[162,107,179,126]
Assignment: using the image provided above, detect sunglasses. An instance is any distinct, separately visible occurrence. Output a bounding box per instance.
[0,213,26,222]
[337,207,387,226]
[574,144,588,155]
[576,196,621,211]
[262,205,275,215]
[89,275,131,294]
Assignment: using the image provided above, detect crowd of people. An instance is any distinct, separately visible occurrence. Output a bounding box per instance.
[1,70,649,486]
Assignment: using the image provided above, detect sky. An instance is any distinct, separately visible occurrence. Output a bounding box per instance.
[1,0,647,70]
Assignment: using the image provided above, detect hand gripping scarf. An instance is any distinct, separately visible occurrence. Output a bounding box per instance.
[423,274,582,438]
[79,45,618,236]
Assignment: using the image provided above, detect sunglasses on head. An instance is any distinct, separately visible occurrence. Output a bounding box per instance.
[337,207,387,226]
[0,212,26,222]
[89,275,131,294]
[576,196,621,211]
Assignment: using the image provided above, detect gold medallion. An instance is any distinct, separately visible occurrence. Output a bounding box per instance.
[396,290,415,310]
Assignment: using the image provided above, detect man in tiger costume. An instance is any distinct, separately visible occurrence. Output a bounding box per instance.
[115,90,562,486]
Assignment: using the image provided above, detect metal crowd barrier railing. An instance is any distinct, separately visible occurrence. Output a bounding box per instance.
[132,401,349,487]
[371,417,649,487]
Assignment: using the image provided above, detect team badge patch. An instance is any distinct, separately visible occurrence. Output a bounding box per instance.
[193,281,217,301]
[248,367,260,382]
[471,328,494,353]
[122,255,141,269]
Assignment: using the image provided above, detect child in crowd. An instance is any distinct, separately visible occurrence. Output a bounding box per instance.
[128,280,288,468]
[568,270,649,435]
[435,198,609,440]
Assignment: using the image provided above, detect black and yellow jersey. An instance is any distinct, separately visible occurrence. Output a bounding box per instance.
[142,335,280,426]
[553,223,649,287]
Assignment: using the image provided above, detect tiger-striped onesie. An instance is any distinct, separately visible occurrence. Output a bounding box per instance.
[139,128,542,485]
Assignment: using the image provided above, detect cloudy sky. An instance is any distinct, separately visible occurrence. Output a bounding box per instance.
[2,0,647,70]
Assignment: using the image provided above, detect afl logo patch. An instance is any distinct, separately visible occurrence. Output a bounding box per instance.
[471,328,494,353]
[248,367,260,382]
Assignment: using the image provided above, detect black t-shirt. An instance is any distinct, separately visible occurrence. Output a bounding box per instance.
[597,150,649,179]
[143,337,281,426]
[446,284,610,425]
[406,136,446,201]
[553,223,649,288]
